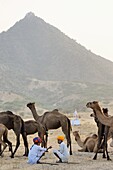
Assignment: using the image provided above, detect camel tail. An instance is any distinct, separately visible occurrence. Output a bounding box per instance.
[67,118,72,132]
[67,117,73,155]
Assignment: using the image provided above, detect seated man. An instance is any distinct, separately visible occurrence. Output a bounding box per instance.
[53,136,69,163]
[27,137,52,164]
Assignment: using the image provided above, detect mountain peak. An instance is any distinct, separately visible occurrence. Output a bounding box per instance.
[25,12,36,18]
[0,13,113,112]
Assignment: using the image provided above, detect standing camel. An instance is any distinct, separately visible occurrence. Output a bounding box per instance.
[0,111,29,158]
[86,101,112,160]
[73,131,98,152]
[90,108,110,160]
[25,120,47,147]
[0,123,13,156]
[27,102,72,155]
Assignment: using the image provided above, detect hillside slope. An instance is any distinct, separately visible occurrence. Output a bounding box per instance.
[0,12,113,112]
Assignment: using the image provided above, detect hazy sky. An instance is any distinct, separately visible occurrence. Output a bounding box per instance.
[0,0,113,62]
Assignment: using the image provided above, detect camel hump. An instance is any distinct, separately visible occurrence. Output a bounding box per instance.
[52,109,59,112]
[6,111,14,115]
[44,109,59,115]
[0,111,14,115]
[44,111,49,115]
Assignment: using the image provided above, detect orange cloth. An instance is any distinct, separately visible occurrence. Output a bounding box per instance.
[57,136,65,141]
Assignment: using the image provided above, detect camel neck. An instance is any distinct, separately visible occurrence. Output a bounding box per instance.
[75,136,84,148]
[94,107,112,127]
[30,106,39,121]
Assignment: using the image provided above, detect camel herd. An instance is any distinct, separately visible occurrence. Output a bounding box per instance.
[73,105,112,160]
[0,101,113,162]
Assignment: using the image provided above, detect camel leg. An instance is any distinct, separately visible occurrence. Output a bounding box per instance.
[3,135,13,155]
[93,148,98,160]
[41,130,48,148]
[0,144,1,153]
[0,140,7,156]
[41,138,46,148]
[39,131,47,148]
[100,126,111,161]
[104,142,111,160]
[44,131,48,148]
[11,134,20,158]
[6,140,12,153]
[61,122,72,155]
[103,131,111,161]
[93,135,103,160]
[101,142,106,158]
[21,132,29,156]
[93,123,105,160]
[67,136,72,155]
[101,135,106,159]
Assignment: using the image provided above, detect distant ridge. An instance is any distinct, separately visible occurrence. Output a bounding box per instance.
[0,12,113,112]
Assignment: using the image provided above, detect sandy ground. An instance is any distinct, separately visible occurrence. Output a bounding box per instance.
[0,112,113,170]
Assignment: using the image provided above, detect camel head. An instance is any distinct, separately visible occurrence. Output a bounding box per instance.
[27,102,35,109]
[73,131,80,141]
[86,101,99,109]
[91,134,98,139]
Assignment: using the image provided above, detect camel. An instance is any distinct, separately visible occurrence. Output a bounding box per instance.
[86,101,113,127]
[90,108,111,160]
[0,123,13,156]
[0,111,29,158]
[27,102,72,155]
[73,131,98,152]
[24,120,47,147]
[86,101,112,160]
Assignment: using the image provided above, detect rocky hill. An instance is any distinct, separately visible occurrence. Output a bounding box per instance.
[0,12,113,113]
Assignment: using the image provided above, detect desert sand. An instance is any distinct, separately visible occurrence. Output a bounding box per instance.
[0,112,113,170]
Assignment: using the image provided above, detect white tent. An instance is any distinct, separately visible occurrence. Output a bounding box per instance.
[71,110,80,126]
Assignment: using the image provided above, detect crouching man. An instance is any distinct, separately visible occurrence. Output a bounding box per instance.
[53,136,69,163]
[27,137,52,164]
